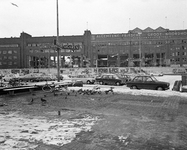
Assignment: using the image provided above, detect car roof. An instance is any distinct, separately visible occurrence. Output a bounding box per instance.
[135,75,153,77]
[101,73,116,76]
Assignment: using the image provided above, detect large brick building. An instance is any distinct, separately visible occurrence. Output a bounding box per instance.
[0,27,187,69]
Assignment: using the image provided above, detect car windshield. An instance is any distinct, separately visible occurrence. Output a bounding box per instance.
[151,76,158,81]
[115,74,121,78]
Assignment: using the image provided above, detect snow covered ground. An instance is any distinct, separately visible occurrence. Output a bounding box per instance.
[0,75,185,149]
[76,75,186,98]
[0,112,99,149]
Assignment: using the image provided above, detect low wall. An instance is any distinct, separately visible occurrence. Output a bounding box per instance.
[1,67,186,76]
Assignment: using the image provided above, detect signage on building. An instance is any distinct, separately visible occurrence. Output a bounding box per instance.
[59,43,82,51]
[147,31,187,37]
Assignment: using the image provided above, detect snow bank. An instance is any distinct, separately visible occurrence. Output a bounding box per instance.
[0,112,99,149]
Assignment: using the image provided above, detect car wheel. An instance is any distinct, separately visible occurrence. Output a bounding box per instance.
[99,81,103,85]
[87,80,91,84]
[157,87,163,91]
[131,85,137,89]
[116,82,120,86]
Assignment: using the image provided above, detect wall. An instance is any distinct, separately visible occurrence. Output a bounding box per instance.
[1,67,186,77]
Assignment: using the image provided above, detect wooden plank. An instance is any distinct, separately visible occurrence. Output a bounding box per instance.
[3,86,36,96]
[3,86,35,91]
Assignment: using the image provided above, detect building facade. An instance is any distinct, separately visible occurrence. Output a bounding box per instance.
[0,27,187,69]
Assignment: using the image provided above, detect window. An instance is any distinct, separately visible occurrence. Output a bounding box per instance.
[8,50,12,54]
[13,56,17,59]
[102,75,108,79]
[0,57,2,60]
[3,51,7,54]
[145,77,153,82]
[0,62,2,65]
[3,56,7,59]
[50,50,55,53]
[8,56,12,59]
[29,49,33,53]
[45,49,49,53]
[134,76,142,82]
[0,51,1,54]
[8,62,12,65]
[108,75,113,79]
[13,62,17,65]
[13,50,17,53]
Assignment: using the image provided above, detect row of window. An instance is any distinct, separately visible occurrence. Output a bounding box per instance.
[93,40,187,47]
[171,52,187,57]
[0,50,18,54]
[170,46,187,50]
[0,44,19,48]
[27,43,52,47]
[95,47,187,54]
[0,61,17,65]
[0,56,17,60]
[29,49,81,53]
[170,58,187,62]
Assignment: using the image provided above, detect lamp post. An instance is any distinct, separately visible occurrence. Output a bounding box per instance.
[56,0,60,82]
[156,45,162,67]
[96,59,98,75]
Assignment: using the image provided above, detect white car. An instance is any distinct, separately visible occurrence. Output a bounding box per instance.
[70,75,95,84]
[150,72,163,76]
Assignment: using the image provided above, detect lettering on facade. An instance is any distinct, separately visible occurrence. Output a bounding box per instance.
[59,43,82,50]
[93,31,187,41]
[147,32,187,37]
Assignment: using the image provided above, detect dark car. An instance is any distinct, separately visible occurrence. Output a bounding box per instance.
[119,74,132,82]
[95,74,126,86]
[126,75,170,90]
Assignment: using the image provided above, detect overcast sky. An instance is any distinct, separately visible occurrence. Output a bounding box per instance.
[0,0,187,38]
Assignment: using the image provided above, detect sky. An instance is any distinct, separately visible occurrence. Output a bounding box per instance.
[0,0,187,38]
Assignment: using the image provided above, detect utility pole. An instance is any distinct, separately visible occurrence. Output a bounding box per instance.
[56,0,60,82]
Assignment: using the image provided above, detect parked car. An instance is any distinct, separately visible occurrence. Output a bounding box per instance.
[18,73,41,82]
[70,75,95,84]
[59,74,83,87]
[118,74,132,82]
[95,74,126,86]
[150,72,163,76]
[35,74,57,82]
[56,80,83,87]
[2,74,18,82]
[126,75,170,90]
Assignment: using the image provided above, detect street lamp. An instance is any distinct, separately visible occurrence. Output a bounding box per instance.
[56,0,60,82]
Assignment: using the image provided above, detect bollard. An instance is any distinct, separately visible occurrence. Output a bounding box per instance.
[58,110,61,116]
